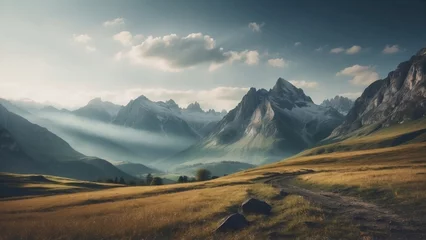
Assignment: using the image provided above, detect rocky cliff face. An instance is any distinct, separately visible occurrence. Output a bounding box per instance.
[321,96,354,115]
[330,48,426,137]
[171,78,344,165]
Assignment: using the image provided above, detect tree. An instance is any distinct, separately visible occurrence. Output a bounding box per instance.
[119,177,126,185]
[106,178,114,183]
[183,176,188,182]
[196,169,211,181]
[151,177,163,185]
[177,175,189,183]
[128,180,136,186]
[177,176,184,183]
[146,173,153,186]
[114,177,118,184]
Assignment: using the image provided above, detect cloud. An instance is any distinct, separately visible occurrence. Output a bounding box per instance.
[103,18,125,27]
[294,42,302,47]
[248,22,264,32]
[73,34,92,43]
[85,46,96,52]
[339,92,362,99]
[315,47,324,52]
[117,33,259,72]
[289,80,318,88]
[113,31,133,46]
[345,45,362,54]
[336,64,379,85]
[267,58,288,68]
[330,47,345,54]
[330,45,362,54]
[382,44,400,54]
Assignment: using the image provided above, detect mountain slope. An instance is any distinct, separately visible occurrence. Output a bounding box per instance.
[0,127,46,174]
[170,78,344,165]
[73,98,122,122]
[0,104,135,181]
[0,104,84,163]
[113,96,200,139]
[330,48,426,138]
[115,162,161,177]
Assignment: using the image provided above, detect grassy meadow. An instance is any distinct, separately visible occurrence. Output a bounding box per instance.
[1,121,426,239]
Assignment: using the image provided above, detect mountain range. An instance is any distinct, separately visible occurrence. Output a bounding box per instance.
[170,78,344,166]
[2,47,426,180]
[321,96,354,115]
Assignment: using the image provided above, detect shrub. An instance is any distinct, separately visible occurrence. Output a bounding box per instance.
[151,177,163,185]
[196,169,211,181]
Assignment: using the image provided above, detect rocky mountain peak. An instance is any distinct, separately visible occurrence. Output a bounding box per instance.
[165,99,180,111]
[416,47,426,56]
[321,96,354,115]
[270,78,313,103]
[88,97,103,105]
[330,47,426,137]
[186,102,204,113]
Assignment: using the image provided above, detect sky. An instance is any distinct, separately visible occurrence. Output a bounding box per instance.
[0,0,425,110]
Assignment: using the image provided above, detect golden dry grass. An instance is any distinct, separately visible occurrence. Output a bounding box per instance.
[1,140,426,239]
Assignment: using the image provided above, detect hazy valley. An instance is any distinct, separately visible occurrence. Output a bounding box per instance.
[1,1,426,239]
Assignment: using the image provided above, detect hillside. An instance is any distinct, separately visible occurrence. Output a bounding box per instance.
[1,138,425,239]
[0,104,135,181]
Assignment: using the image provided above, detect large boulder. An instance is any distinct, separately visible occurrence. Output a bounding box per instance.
[241,198,272,215]
[215,213,249,232]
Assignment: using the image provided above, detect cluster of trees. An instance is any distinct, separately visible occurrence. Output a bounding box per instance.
[99,173,163,186]
[176,169,219,183]
[99,169,220,186]
[103,176,126,184]
[146,173,163,186]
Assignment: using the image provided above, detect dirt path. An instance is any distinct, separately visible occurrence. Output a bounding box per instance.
[264,172,425,240]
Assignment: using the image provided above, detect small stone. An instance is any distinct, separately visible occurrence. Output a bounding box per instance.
[279,190,289,197]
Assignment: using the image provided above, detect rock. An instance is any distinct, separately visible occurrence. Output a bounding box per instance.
[279,190,289,197]
[241,198,272,215]
[215,213,249,232]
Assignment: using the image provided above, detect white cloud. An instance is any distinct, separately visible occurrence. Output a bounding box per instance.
[85,46,96,52]
[336,64,379,85]
[117,33,259,72]
[294,42,302,47]
[330,45,362,54]
[382,44,400,54]
[113,31,133,46]
[267,58,288,68]
[330,47,345,54]
[345,45,362,54]
[243,50,259,65]
[73,34,92,43]
[248,22,264,32]
[315,46,324,52]
[339,92,362,99]
[103,18,125,27]
[289,80,318,88]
